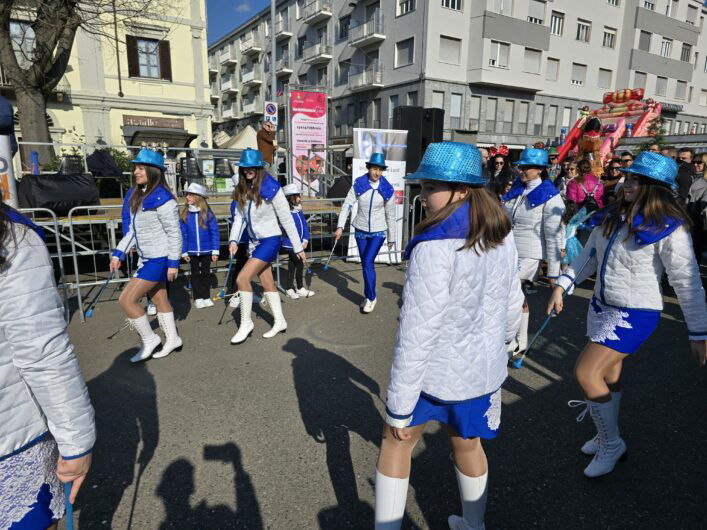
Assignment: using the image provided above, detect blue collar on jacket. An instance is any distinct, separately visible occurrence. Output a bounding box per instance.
[586,209,684,245]
[141,185,174,210]
[353,175,394,202]
[502,178,559,208]
[3,205,45,240]
[260,174,280,201]
[403,202,469,259]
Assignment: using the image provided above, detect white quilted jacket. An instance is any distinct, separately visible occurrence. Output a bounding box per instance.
[557,223,707,340]
[385,235,524,427]
[1,225,96,459]
[502,179,565,277]
[337,181,397,242]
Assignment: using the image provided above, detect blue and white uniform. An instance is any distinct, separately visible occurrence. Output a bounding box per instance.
[180,207,220,257]
[0,207,96,529]
[228,174,303,263]
[337,175,397,302]
[112,185,182,282]
[385,202,524,438]
[557,210,707,354]
[282,206,309,250]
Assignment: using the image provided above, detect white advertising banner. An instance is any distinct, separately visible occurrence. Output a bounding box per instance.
[346,128,408,264]
[290,90,327,196]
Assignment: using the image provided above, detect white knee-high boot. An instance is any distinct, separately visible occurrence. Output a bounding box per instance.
[581,391,622,456]
[448,468,488,530]
[584,400,627,478]
[517,312,529,352]
[231,291,254,344]
[128,314,161,363]
[153,312,182,359]
[374,470,408,530]
[262,291,287,338]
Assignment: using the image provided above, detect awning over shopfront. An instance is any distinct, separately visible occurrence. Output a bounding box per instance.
[123,125,197,148]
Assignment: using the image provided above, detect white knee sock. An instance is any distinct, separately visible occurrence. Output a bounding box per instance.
[518,312,529,351]
[374,470,408,530]
[454,467,488,529]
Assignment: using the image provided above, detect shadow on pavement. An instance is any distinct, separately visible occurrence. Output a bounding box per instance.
[282,338,382,528]
[312,266,363,308]
[77,349,159,529]
[156,442,262,529]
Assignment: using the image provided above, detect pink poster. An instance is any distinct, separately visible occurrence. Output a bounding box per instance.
[290,90,327,195]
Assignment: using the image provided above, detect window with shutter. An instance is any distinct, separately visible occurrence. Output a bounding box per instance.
[485,98,497,133]
[655,76,667,96]
[527,0,545,24]
[546,58,559,81]
[634,71,647,88]
[432,91,445,109]
[159,41,172,81]
[439,36,461,64]
[598,68,612,88]
[638,31,651,52]
[571,63,586,85]
[126,35,140,77]
[524,48,541,73]
[533,103,544,135]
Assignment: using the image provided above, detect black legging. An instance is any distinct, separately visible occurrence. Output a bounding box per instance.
[286,249,303,290]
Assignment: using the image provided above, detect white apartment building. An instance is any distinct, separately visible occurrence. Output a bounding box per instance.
[208,0,707,149]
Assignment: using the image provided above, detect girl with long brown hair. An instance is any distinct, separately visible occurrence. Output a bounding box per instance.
[548,152,707,478]
[179,182,220,308]
[227,148,305,344]
[110,148,183,363]
[375,143,523,529]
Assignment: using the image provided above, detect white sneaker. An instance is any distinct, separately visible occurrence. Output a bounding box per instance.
[194,299,205,309]
[146,302,157,316]
[362,298,377,313]
[229,294,240,308]
[296,287,315,298]
[285,289,300,300]
[203,298,214,307]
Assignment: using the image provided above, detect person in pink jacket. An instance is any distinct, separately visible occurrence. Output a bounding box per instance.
[566,159,605,209]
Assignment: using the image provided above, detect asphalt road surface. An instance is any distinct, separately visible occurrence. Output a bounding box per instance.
[62,262,707,529]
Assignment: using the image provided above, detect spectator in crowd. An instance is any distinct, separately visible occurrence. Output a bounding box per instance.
[490,153,512,192]
[547,147,560,181]
[678,147,694,165]
[602,158,624,203]
[256,121,277,166]
[676,159,696,206]
[620,151,634,168]
[647,143,660,153]
[661,146,677,160]
[693,153,705,180]
[566,159,604,210]
[688,158,707,262]
[479,147,491,182]
[556,158,578,198]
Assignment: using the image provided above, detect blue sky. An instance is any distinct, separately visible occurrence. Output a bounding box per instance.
[207,0,270,45]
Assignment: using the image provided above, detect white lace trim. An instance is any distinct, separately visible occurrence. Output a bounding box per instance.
[484,389,502,431]
[588,301,633,343]
[0,438,64,528]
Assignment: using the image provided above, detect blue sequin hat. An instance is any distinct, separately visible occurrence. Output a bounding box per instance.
[620,151,678,190]
[515,148,550,168]
[366,152,388,169]
[238,148,266,168]
[404,142,484,186]
[131,148,165,171]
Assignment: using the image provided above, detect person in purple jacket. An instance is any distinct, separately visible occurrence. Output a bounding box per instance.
[282,184,314,299]
[179,183,220,308]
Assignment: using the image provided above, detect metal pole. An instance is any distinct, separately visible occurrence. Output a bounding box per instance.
[270,0,277,103]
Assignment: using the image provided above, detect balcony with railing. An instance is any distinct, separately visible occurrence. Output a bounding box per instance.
[276,56,293,76]
[209,55,219,73]
[222,102,236,120]
[303,42,332,64]
[241,34,263,55]
[349,12,386,47]
[276,17,292,40]
[242,66,263,87]
[210,82,220,100]
[219,45,238,65]
[220,75,239,94]
[242,96,264,116]
[304,0,332,24]
[348,63,383,92]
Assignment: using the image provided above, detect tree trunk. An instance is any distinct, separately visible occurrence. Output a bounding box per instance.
[15,87,55,166]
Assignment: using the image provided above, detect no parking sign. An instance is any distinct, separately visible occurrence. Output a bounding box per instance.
[264,101,278,126]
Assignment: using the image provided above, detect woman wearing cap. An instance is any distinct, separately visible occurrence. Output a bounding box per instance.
[376,142,523,529]
[180,183,220,308]
[548,152,707,478]
[335,153,396,313]
[501,148,565,359]
[282,183,314,299]
[0,204,96,529]
[228,148,305,344]
[110,148,183,363]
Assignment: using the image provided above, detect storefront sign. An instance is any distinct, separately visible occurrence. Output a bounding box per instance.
[123,115,185,129]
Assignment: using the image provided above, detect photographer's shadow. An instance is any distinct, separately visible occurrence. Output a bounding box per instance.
[157,442,262,529]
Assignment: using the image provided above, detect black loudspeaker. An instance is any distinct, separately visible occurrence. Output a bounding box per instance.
[18,173,100,216]
[394,106,424,172]
[422,108,445,148]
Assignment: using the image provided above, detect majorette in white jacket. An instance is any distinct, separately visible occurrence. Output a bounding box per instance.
[337,175,397,242]
[502,177,565,278]
[385,203,524,427]
[228,174,304,254]
[557,211,707,340]
[112,185,182,269]
[1,211,96,460]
